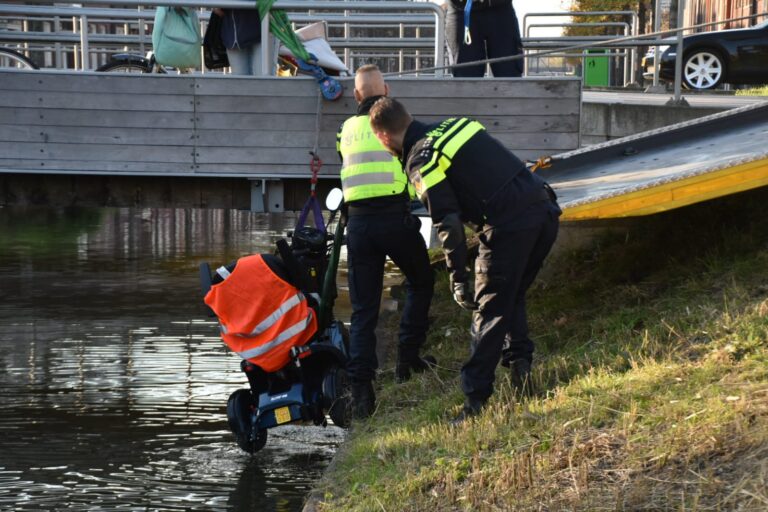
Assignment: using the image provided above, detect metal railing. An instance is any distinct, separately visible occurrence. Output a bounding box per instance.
[0,3,654,83]
[5,2,766,94]
[0,1,445,75]
[523,11,640,86]
[525,22,631,85]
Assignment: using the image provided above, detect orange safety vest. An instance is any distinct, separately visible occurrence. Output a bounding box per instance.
[204,254,317,372]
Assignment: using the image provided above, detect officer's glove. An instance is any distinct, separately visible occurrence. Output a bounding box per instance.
[451,280,478,311]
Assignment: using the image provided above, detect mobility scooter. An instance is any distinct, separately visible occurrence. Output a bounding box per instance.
[200,189,350,453]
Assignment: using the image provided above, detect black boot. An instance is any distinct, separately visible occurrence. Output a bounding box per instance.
[510,359,533,398]
[450,398,485,426]
[395,350,437,383]
[350,380,376,420]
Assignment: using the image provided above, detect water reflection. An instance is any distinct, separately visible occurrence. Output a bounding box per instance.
[0,206,346,512]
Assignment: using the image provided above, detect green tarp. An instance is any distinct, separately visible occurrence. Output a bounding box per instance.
[256,0,311,62]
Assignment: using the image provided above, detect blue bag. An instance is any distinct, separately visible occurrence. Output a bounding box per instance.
[152,7,202,69]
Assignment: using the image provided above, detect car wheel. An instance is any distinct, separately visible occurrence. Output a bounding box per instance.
[683,50,724,90]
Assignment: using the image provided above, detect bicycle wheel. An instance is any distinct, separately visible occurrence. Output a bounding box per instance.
[96,56,152,73]
[0,48,38,70]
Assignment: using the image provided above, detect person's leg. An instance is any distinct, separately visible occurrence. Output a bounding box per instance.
[249,34,278,75]
[445,6,462,70]
[502,210,559,365]
[461,220,553,407]
[460,230,520,407]
[226,47,250,75]
[247,43,261,75]
[492,210,558,397]
[346,215,387,384]
[445,4,487,77]
[382,214,435,378]
[484,4,524,77]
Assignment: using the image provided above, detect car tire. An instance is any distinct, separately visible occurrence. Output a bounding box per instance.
[683,50,725,90]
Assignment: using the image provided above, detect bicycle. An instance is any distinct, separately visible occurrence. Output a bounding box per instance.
[96,52,166,73]
[0,47,38,70]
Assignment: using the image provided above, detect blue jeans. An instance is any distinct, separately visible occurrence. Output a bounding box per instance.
[346,212,434,382]
[226,36,277,75]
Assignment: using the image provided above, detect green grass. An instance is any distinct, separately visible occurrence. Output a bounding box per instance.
[735,85,768,96]
[315,188,768,511]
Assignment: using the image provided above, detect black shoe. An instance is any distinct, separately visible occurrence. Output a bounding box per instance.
[395,354,437,383]
[350,380,376,420]
[510,359,533,398]
[450,399,484,426]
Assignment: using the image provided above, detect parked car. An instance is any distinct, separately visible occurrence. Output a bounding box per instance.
[642,19,768,90]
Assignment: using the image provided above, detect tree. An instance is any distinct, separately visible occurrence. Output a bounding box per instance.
[565,0,652,37]
[565,0,656,85]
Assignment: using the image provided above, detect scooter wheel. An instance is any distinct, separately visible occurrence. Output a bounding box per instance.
[227,389,268,454]
[324,366,351,428]
[238,428,267,455]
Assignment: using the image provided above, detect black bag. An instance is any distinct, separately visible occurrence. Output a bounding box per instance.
[203,11,229,70]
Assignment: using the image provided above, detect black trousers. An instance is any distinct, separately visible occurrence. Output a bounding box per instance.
[446,2,524,78]
[461,203,559,402]
[346,212,434,382]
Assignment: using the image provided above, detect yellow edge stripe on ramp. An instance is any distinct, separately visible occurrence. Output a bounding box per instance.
[560,157,768,221]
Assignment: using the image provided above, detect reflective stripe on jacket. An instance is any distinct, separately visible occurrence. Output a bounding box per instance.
[337,115,408,202]
[412,117,484,198]
[204,254,317,372]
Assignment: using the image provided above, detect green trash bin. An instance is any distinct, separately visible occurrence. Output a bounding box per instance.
[584,50,610,87]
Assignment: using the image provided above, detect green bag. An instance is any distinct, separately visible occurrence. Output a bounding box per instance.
[152,6,202,69]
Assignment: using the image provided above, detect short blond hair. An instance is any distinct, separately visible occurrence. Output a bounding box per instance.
[354,64,387,100]
[356,63,381,74]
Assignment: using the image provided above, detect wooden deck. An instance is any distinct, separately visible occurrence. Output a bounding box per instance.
[0,69,581,181]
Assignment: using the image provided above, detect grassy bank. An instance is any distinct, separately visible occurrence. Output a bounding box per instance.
[315,188,768,511]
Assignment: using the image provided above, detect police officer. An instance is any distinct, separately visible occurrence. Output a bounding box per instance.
[445,0,524,77]
[368,97,560,423]
[337,65,435,419]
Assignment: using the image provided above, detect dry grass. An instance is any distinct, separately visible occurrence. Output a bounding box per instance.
[314,188,768,512]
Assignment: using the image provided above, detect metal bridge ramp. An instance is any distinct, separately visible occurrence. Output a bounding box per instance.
[539,102,768,221]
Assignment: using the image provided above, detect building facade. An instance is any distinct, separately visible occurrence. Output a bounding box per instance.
[686,0,768,31]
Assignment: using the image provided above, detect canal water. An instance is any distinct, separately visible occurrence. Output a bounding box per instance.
[0,206,350,512]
